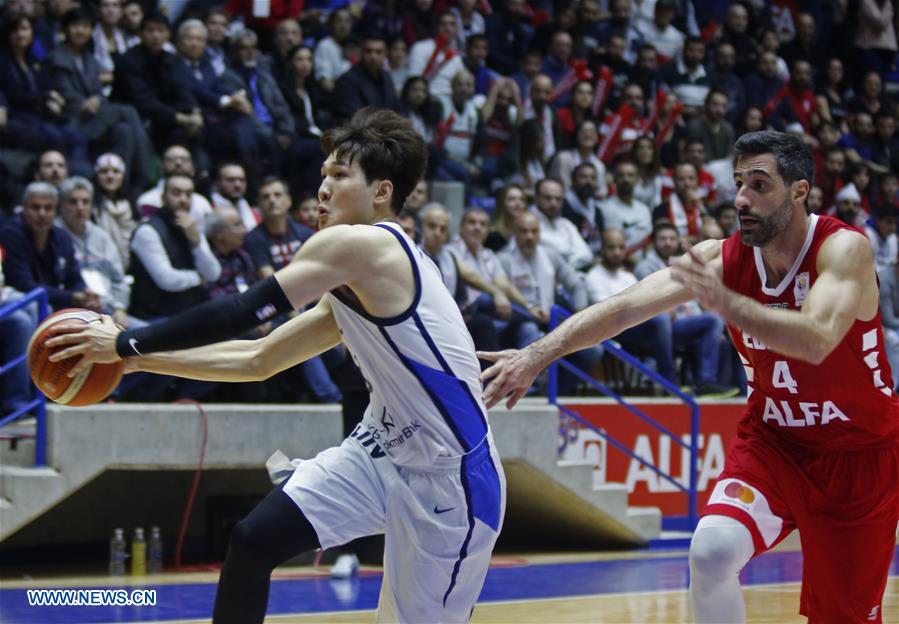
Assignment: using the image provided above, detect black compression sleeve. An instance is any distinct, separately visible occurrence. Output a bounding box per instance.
[115,276,293,357]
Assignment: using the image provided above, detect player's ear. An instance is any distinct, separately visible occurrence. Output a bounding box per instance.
[792,180,809,206]
[375,179,393,204]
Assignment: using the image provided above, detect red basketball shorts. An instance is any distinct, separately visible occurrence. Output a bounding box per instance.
[703,432,899,623]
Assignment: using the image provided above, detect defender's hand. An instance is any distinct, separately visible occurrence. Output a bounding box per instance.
[46,315,123,377]
[670,248,727,313]
[478,348,541,410]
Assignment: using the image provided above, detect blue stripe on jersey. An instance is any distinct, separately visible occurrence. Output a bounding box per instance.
[404,358,488,449]
[378,326,471,450]
[412,311,490,441]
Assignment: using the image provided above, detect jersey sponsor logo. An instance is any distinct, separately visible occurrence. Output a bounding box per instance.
[868,605,880,621]
[724,481,755,504]
[383,420,423,450]
[761,397,850,427]
[434,505,455,514]
[742,331,767,351]
[255,304,277,321]
[793,272,809,306]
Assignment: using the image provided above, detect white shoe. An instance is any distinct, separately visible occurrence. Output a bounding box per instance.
[330,553,360,579]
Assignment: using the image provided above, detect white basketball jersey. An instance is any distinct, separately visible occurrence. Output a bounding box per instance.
[327,222,491,467]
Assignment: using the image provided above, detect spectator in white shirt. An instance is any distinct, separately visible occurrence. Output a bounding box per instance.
[499,211,602,393]
[634,0,685,62]
[532,178,594,270]
[210,163,262,232]
[313,8,354,94]
[450,206,535,318]
[600,160,653,262]
[408,11,467,100]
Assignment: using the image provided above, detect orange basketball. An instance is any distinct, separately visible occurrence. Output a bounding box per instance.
[27,308,125,406]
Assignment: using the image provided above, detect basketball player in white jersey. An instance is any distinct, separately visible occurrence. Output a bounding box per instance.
[48,108,507,624]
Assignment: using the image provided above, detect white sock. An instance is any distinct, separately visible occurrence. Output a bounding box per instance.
[689,515,756,623]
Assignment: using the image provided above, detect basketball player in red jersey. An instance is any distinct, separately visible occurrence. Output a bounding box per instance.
[481,130,899,623]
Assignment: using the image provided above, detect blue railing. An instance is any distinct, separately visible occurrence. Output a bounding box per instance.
[0,288,49,466]
[546,305,701,531]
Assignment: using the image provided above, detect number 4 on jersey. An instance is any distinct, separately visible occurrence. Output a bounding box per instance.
[772,361,799,394]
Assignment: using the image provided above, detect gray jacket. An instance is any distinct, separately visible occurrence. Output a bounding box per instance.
[221,64,295,136]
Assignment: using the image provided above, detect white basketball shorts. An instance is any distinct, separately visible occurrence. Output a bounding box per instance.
[280,428,506,623]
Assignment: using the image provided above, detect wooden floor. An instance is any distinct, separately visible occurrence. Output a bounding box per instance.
[1,546,896,623]
[271,583,880,624]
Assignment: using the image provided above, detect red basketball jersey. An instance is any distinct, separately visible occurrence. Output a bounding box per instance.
[722,213,899,450]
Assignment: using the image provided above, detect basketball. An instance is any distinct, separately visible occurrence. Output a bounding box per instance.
[27,308,124,406]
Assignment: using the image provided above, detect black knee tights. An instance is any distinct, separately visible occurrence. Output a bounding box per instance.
[213,486,320,623]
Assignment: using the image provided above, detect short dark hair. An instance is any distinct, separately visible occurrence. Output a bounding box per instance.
[534,177,563,196]
[461,206,489,222]
[163,172,193,192]
[62,7,93,30]
[705,88,728,105]
[141,11,170,31]
[571,162,597,182]
[216,161,245,178]
[732,130,814,187]
[651,221,678,240]
[321,108,428,214]
[466,33,488,48]
[258,175,289,194]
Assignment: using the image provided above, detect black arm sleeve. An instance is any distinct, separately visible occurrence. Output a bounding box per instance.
[115,276,294,357]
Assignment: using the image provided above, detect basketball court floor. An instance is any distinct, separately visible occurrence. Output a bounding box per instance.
[1,544,896,623]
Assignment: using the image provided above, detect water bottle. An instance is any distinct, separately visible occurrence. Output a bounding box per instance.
[131,527,147,576]
[148,526,163,574]
[109,528,126,575]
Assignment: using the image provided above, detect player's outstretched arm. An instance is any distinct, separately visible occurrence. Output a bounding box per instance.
[126,298,342,382]
[46,225,372,376]
[479,240,718,409]
[681,229,875,364]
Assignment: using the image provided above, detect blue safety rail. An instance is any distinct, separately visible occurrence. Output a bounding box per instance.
[546,305,701,531]
[0,288,49,466]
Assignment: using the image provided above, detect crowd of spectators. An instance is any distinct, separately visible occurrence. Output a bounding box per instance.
[2,0,899,413]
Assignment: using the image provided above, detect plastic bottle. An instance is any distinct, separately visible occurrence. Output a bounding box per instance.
[109,528,126,575]
[131,527,147,576]
[147,526,163,574]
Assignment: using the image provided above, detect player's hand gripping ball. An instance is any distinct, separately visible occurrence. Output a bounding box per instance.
[27,309,124,406]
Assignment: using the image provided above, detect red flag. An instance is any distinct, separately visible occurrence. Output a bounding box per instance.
[423,33,456,81]
[591,65,613,118]
[597,104,635,163]
[655,102,684,148]
[641,90,667,134]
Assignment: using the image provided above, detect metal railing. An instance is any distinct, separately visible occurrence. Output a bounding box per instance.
[546,305,701,531]
[0,288,49,465]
